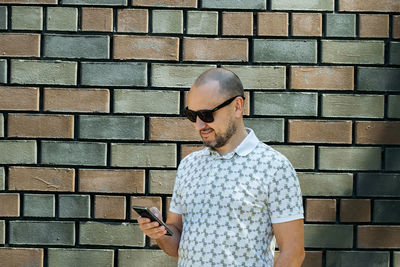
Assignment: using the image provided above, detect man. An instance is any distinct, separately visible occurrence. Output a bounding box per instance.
[138,68,305,266]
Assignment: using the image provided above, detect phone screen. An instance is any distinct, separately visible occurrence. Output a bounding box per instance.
[132,206,173,236]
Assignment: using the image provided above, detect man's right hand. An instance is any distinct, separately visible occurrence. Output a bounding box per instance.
[137,207,168,239]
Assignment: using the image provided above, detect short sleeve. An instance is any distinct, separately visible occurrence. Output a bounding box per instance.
[169,164,183,215]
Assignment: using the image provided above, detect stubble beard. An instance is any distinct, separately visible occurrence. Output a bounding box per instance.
[201,120,237,149]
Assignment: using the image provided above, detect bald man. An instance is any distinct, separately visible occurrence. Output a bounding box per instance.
[138,68,305,267]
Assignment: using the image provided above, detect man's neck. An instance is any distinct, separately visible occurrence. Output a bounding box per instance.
[214,126,248,155]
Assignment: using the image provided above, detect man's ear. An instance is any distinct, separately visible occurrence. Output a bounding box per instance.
[234,97,244,117]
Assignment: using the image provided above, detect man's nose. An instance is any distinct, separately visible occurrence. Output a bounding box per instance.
[194,116,207,130]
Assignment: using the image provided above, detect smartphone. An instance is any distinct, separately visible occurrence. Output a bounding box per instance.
[132,206,173,236]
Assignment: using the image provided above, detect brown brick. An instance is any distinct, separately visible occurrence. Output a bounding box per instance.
[150,117,201,142]
[79,169,145,194]
[181,144,204,160]
[258,12,288,36]
[0,193,19,217]
[0,0,55,3]
[114,35,179,61]
[0,248,44,267]
[292,13,322,37]
[306,199,336,222]
[0,87,39,111]
[394,16,400,39]
[8,114,74,139]
[339,0,400,12]
[82,8,113,32]
[183,37,248,62]
[340,199,371,222]
[9,166,75,192]
[358,226,400,248]
[290,66,354,90]
[289,120,352,144]
[95,195,126,220]
[117,9,148,33]
[131,196,162,220]
[132,0,197,8]
[44,88,109,113]
[222,12,253,36]
[0,34,40,57]
[356,121,400,145]
[359,14,389,38]
[303,251,323,267]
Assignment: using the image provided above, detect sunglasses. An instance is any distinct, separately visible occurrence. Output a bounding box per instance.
[184,95,245,123]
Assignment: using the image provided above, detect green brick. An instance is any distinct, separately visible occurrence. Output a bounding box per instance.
[202,0,266,9]
[111,143,176,167]
[24,194,55,217]
[254,39,317,63]
[244,118,284,142]
[326,251,389,267]
[322,40,384,64]
[187,11,218,35]
[357,173,400,197]
[79,115,144,140]
[298,172,353,196]
[114,90,180,114]
[0,59,6,83]
[254,92,317,116]
[59,195,90,218]
[390,42,400,65]
[386,148,400,171]
[0,113,3,137]
[322,94,384,118]
[271,0,333,11]
[319,147,381,171]
[0,167,4,190]
[305,224,353,248]
[63,0,126,5]
[151,63,215,88]
[326,14,356,37]
[272,145,315,170]
[149,170,177,194]
[119,249,178,267]
[152,10,183,34]
[80,222,144,246]
[41,141,106,166]
[0,6,7,29]
[12,6,42,30]
[81,62,147,87]
[358,67,400,92]
[373,200,400,223]
[389,95,400,118]
[44,34,109,59]
[395,252,400,267]
[10,221,75,246]
[47,7,78,31]
[222,65,286,89]
[48,248,114,267]
[11,60,77,85]
[0,140,37,164]
[0,220,4,244]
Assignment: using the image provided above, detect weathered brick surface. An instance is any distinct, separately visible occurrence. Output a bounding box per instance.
[63,0,126,6]
[0,220,3,244]
[119,249,178,267]
[117,9,148,33]
[0,59,6,83]
[339,0,400,12]
[0,168,4,190]
[358,226,400,248]
[132,0,197,8]
[202,0,265,9]
[81,8,113,32]
[59,195,90,218]
[0,6,7,29]
[131,196,162,220]
[298,173,353,196]
[24,194,55,217]
[358,67,400,91]
[0,193,20,217]
[0,87,39,110]
[187,11,218,35]
[245,118,284,143]
[359,14,389,38]
[0,34,40,57]
[357,173,400,197]
[394,16,400,39]
[223,12,253,36]
[149,170,176,194]
[326,14,356,37]
[292,13,322,36]
[48,248,114,267]
[326,251,390,267]
[390,42,400,65]
[0,140,37,164]
[272,145,315,169]
[340,199,371,222]
[47,7,78,31]
[12,6,42,30]
[386,148,400,171]
[150,117,200,141]
[152,9,183,34]
[356,121,400,145]
[306,199,336,222]
[258,12,288,36]
[94,195,126,220]
[271,0,334,11]
[373,200,400,223]
[0,248,44,267]
[0,114,3,137]
[305,224,353,248]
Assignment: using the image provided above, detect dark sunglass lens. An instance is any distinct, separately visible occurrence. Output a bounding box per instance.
[198,110,214,123]
[184,109,197,122]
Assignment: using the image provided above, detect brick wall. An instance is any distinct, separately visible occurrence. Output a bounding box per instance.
[0,0,399,266]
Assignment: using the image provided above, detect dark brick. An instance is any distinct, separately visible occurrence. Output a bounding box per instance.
[305,224,353,248]
[358,226,400,248]
[358,67,400,91]
[373,200,400,223]
[357,173,400,197]
[340,199,371,222]
[326,251,389,267]
[386,147,400,171]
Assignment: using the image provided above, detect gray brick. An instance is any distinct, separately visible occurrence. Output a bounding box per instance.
[0,167,4,190]
[79,115,144,140]
[0,6,7,29]
[10,221,75,245]
[11,60,77,85]
[390,42,400,65]
[149,170,177,194]
[114,90,180,114]
[271,0,334,11]
[80,222,144,246]
[152,10,183,34]
[272,145,315,170]
[111,143,176,167]
[81,62,147,87]
[187,11,218,35]
[357,173,400,197]
[202,0,266,9]
[298,172,353,196]
[44,34,109,59]
[254,92,317,116]
[254,39,317,63]
[63,0,126,6]
[373,200,400,223]
[41,141,106,166]
[48,248,114,267]
[59,195,90,218]
[24,194,55,217]
[47,7,78,31]
[0,59,6,83]
[395,252,400,267]
[326,14,356,37]
[12,6,42,30]
[389,95,400,118]
[322,94,384,118]
[358,67,400,92]
[0,113,3,137]
[151,63,215,88]
[244,118,284,142]
[222,65,286,89]
[0,140,37,164]
[326,251,390,267]
[305,224,353,248]
[386,147,400,171]
[0,220,4,244]
[319,147,381,171]
[322,40,384,64]
[119,249,178,267]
